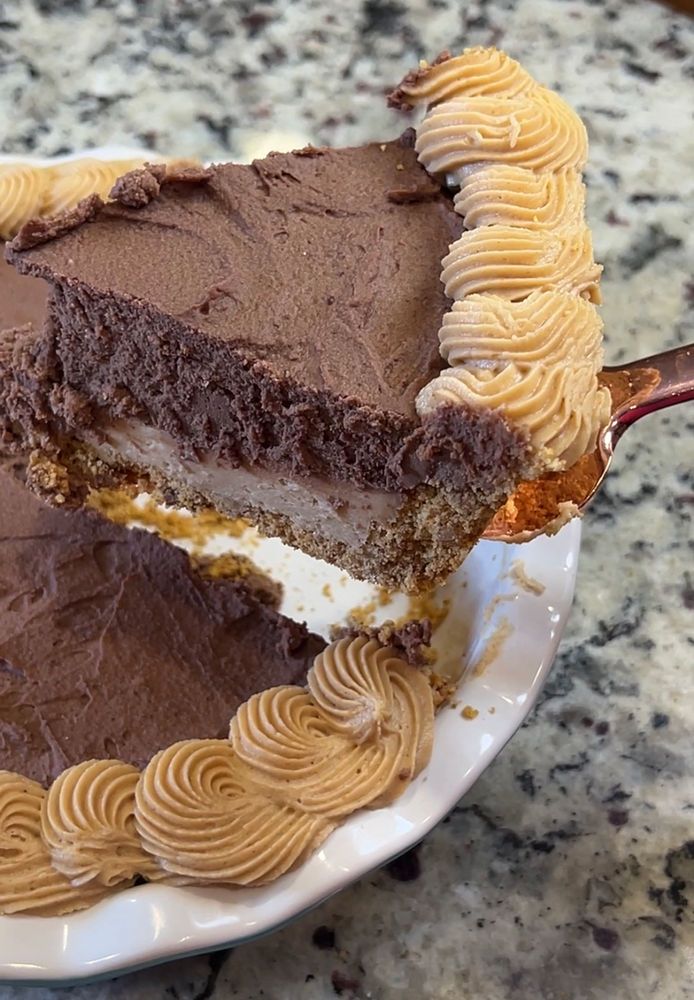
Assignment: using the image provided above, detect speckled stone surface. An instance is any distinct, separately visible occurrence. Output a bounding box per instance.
[1,1,693,998]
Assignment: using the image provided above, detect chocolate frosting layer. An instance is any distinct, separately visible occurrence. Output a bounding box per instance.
[10,137,460,417]
[0,459,325,786]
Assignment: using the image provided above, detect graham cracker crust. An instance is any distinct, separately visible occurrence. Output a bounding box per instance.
[25,443,505,594]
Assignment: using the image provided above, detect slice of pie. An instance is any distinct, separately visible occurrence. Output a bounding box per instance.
[2,47,610,592]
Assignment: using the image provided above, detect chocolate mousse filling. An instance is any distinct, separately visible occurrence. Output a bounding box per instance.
[5,135,535,591]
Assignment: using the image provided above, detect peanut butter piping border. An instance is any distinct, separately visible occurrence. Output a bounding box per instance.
[397,47,611,471]
[0,636,435,915]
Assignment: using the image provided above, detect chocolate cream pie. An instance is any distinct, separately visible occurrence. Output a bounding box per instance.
[2,47,610,593]
[0,450,435,915]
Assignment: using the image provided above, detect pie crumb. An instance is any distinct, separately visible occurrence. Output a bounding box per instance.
[510,560,546,595]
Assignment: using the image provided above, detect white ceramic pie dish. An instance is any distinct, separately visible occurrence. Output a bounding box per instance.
[0,518,581,986]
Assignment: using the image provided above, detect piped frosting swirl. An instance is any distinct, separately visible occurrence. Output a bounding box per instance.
[389,47,536,107]
[42,158,146,217]
[440,224,602,304]
[230,637,433,817]
[135,740,334,885]
[0,772,111,915]
[41,760,164,887]
[0,636,436,913]
[398,47,610,470]
[454,165,586,230]
[309,636,434,778]
[0,163,46,241]
[308,635,396,742]
[438,290,604,368]
[415,89,588,176]
[418,361,611,469]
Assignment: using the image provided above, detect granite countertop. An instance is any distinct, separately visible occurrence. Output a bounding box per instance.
[1,0,693,997]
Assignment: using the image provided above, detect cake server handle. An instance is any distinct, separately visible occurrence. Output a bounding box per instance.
[601,341,694,452]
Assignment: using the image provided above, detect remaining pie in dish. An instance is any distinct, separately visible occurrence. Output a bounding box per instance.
[3,46,609,593]
[0,458,435,916]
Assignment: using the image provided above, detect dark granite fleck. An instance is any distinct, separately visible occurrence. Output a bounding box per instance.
[605,209,628,226]
[588,597,644,648]
[385,844,422,882]
[516,769,537,797]
[549,753,590,781]
[530,840,555,854]
[622,60,662,82]
[639,916,676,951]
[242,10,274,35]
[592,925,620,951]
[608,809,630,828]
[649,885,665,905]
[192,950,232,1000]
[312,926,336,950]
[628,191,679,204]
[618,223,683,274]
[664,841,694,921]
[603,786,632,804]
[653,29,688,61]
[362,0,404,35]
[331,970,361,996]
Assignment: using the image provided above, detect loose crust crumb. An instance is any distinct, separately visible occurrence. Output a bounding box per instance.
[510,559,546,595]
[88,489,249,555]
[469,618,513,677]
